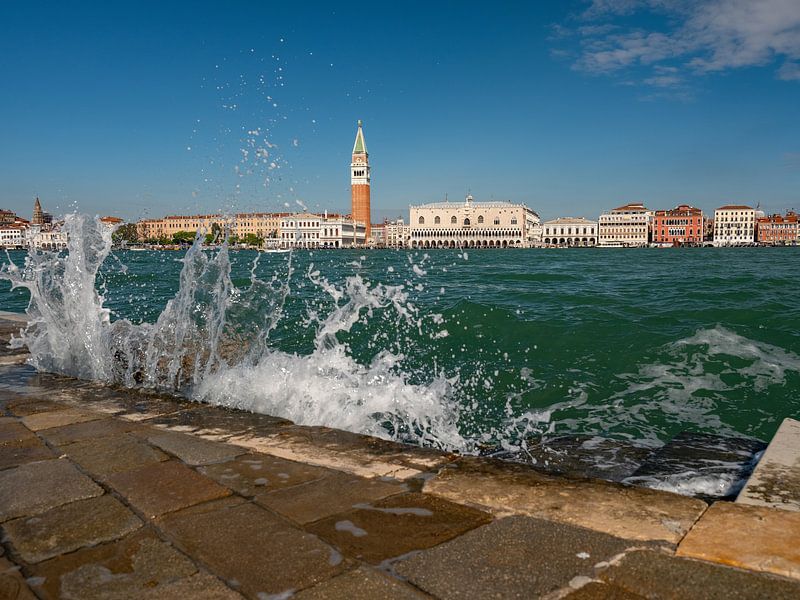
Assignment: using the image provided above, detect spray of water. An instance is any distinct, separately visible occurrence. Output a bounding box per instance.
[1,215,465,450]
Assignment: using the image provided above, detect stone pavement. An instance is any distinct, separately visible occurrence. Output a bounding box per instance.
[2,322,800,598]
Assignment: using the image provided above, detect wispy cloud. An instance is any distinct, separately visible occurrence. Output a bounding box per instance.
[555,0,800,92]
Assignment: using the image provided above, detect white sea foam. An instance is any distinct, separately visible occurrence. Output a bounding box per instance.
[1,215,465,451]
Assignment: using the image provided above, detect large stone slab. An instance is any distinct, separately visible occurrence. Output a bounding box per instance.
[143,572,244,599]
[3,494,143,563]
[306,492,492,563]
[0,459,103,522]
[199,452,330,498]
[39,417,142,446]
[256,470,408,524]
[29,529,198,599]
[106,460,231,518]
[0,437,54,470]
[21,408,103,431]
[600,548,800,599]
[148,430,247,466]
[4,397,67,417]
[396,515,640,599]
[677,501,800,580]
[242,424,451,479]
[0,555,38,600]
[738,418,800,512]
[58,433,168,478]
[294,566,429,599]
[0,421,37,444]
[425,458,707,544]
[146,405,292,441]
[157,498,349,598]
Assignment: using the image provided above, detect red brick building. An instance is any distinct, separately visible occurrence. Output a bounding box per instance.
[350,120,371,240]
[652,204,704,246]
[757,212,798,245]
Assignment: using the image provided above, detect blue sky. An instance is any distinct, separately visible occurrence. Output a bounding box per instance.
[1,0,798,223]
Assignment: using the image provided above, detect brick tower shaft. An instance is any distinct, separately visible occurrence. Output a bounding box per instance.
[350,120,371,240]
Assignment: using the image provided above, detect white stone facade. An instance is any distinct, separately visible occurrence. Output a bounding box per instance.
[279,213,366,248]
[27,227,68,251]
[713,205,756,246]
[542,218,597,247]
[409,195,540,249]
[598,203,652,247]
[0,226,26,249]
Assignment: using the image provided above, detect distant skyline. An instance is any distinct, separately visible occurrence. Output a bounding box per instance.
[1,1,799,223]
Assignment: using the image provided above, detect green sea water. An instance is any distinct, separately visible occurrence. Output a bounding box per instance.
[2,246,799,450]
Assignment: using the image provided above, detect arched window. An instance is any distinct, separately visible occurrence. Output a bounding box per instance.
[464,218,471,226]
[434,216,441,224]
[451,216,457,224]
[418,216,425,225]
[477,215,484,224]
[511,218,518,225]
[494,218,500,225]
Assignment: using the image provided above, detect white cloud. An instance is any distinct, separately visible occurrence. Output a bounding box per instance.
[566,0,800,86]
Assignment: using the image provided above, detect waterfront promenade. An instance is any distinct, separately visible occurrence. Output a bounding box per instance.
[2,315,800,598]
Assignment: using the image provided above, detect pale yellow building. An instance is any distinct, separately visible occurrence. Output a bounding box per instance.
[598,203,652,247]
[137,213,286,243]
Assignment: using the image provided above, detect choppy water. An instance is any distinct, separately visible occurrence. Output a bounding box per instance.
[2,216,799,493]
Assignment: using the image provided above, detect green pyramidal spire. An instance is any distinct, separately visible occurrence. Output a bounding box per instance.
[352,119,367,154]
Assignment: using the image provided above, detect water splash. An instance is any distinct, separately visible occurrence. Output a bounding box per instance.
[1,215,465,450]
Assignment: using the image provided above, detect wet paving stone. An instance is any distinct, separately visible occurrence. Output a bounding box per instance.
[677,501,800,581]
[58,433,169,479]
[0,459,103,522]
[395,515,640,599]
[306,492,492,564]
[625,431,766,501]
[256,470,408,524]
[4,398,66,417]
[600,549,800,599]
[0,555,38,600]
[147,405,292,440]
[148,430,247,466]
[157,498,349,598]
[512,435,653,482]
[425,457,707,544]
[21,408,103,431]
[199,452,331,498]
[145,572,244,599]
[39,417,142,446]
[293,565,430,599]
[29,529,198,599]
[2,494,143,563]
[0,421,37,444]
[0,437,55,471]
[106,459,231,518]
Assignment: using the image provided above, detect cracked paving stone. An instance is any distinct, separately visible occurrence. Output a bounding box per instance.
[600,549,800,599]
[306,492,492,564]
[0,459,103,522]
[156,498,350,598]
[106,459,231,518]
[199,452,331,497]
[256,470,409,525]
[2,494,143,563]
[395,515,645,599]
[29,529,198,599]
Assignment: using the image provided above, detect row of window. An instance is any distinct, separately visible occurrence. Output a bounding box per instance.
[544,227,596,236]
[417,215,518,226]
[412,229,522,238]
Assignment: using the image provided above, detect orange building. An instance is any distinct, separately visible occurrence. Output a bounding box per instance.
[757,212,798,245]
[652,204,704,246]
[350,120,371,239]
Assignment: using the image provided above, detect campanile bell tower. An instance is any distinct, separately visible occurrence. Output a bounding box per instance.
[350,120,371,239]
